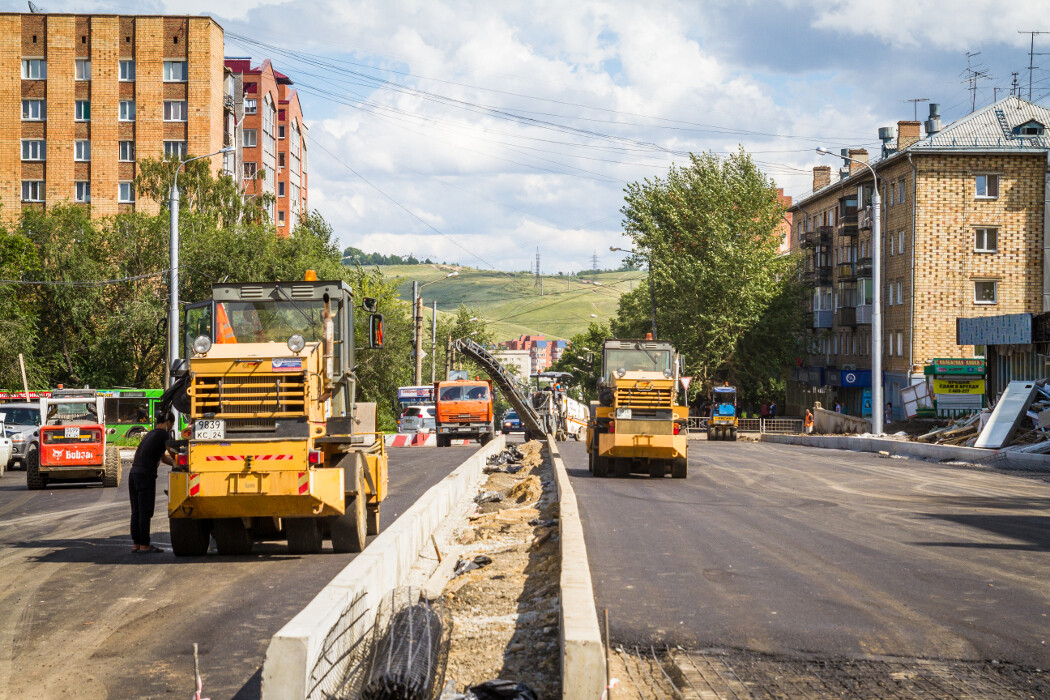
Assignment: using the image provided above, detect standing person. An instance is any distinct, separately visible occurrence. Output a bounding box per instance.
[804,409,815,434]
[769,400,777,418]
[885,402,893,423]
[129,412,175,553]
[760,402,769,419]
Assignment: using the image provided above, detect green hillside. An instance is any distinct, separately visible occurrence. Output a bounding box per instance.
[376,264,645,341]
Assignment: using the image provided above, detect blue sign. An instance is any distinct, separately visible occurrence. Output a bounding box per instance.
[862,388,872,416]
[842,369,871,387]
[272,357,303,372]
[957,313,1031,346]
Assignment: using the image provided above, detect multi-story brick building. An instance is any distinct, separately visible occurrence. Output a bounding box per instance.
[0,12,226,219]
[788,97,1050,419]
[224,57,308,236]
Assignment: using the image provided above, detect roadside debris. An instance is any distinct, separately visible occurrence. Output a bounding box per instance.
[909,380,1050,451]
[453,555,493,577]
[474,491,503,504]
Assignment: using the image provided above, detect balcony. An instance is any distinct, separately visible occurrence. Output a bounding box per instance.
[812,310,832,329]
[801,226,833,248]
[856,304,872,324]
[856,257,872,278]
[858,208,873,230]
[835,306,857,327]
[836,262,857,281]
[804,267,832,285]
[836,213,858,237]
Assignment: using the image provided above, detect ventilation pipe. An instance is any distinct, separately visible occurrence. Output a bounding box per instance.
[879,126,896,158]
[925,103,942,137]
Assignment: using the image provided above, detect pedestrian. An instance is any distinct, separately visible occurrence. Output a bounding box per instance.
[129,412,175,553]
[834,400,842,413]
[885,402,893,422]
[760,402,769,418]
[769,400,777,418]
[804,409,814,434]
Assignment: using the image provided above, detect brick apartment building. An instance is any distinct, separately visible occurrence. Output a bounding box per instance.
[788,97,1050,419]
[497,335,568,375]
[0,12,226,218]
[224,57,308,236]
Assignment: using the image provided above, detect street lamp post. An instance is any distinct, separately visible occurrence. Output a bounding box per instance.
[414,271,459,384]
[610,246,657,338]
[817,147,883,434]
[168,147,235,389]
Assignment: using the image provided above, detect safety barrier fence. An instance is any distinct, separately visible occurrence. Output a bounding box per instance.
[687,417,803,434]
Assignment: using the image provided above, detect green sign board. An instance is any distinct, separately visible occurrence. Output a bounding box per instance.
[925,358,986,376]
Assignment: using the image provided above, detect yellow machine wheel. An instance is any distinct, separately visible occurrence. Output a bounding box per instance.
[649,461,667,479]
[170,518,211,557]
[332,459,368,553]
[287,518,323,554]
[672,457,688,479]
[213,518,253,555]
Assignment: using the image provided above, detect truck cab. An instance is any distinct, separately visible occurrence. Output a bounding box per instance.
[433,376,494,447]
[167,277,387,556]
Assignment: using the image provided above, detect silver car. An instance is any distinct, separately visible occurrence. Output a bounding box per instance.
[399,405,436,434]
[1,402,42,470]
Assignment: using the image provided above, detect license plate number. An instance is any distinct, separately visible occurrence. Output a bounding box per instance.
[195,419,225,440]
[64,427,80,438]
[615,408,632,419]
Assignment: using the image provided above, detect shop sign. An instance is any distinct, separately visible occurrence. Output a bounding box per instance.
[928,358,986,376]
[933,378,985,395]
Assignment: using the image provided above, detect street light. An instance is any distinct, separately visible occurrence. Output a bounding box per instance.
[168,147,235,389]
[611,245,657,338]
[817,146,883,434]
[412,271,460,385]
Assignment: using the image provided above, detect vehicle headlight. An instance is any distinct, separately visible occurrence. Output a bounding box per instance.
[12,434,24,443]
[616,367,627,378]
[287,334,306,354]
[192,335,212,355]
[663,369,673,378]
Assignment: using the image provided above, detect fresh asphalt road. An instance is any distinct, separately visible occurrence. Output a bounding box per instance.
[0,443,480,699]
[562,439,1050,668]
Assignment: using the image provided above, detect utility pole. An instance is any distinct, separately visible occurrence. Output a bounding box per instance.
[1018,31,1050,100]
[414,293,424,385]
[445,334,452,381]
[430,300,437,383]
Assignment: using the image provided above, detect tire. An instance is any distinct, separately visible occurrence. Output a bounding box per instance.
[706,428,714,441]
[649,460,667,479]
[613,458,630,479]
[126,426,146,439]
[587,449,594,473]
[366,504,380,536]
[436,434,450,448]
[730,428,738,441]
[575,427,585,441]
[479,432,493,446]
[170,518,211,556]
[102,446,120,487]
[25,444,46,490]
[213,518,253,555]
[332,459,367,553]
[672,458,688,479]
[593,455,609,478]
[287,517,323,554]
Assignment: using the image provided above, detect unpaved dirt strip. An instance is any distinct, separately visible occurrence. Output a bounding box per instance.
[0,446,477,700]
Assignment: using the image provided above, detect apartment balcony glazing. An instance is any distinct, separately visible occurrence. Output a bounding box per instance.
[856,304,872,324]
[836,212,858,237]
[856,257,872,278]
[858,208,873,230]
[804,267,832,285]
[812,310,833,329]
[801,226,833,248]
[835,306,857,327]
[836,262,857,281]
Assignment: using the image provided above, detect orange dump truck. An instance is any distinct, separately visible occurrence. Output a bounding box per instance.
[433,377,494,447]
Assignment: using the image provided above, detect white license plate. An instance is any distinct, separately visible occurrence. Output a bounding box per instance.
[194,419,225,440]
[615,408,632,420]
[64,427,81,438]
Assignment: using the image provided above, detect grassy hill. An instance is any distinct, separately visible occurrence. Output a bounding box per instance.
[376,264,645,341]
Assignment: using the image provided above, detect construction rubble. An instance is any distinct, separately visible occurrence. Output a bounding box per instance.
[914,379,1050,453]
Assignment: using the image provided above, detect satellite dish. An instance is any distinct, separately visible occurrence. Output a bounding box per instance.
[28,1,45,12]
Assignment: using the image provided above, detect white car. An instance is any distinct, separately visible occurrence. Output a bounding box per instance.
[0,416,12,477]
[399,405,436,433]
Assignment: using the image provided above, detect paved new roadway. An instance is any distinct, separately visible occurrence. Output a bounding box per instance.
[562,439,1050,668]
[0,444,480,699]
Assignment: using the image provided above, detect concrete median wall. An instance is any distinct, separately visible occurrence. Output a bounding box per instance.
[261,436,506,699]
[548,438,606,700]
[760,433,1050,471]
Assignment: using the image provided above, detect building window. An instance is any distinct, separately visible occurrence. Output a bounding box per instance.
[75,59,91,81]
[163,60,188,82]
[278,210,285,225]
[888,283,895,306]
[74,140,91,161]
[897,180,905,204]
[119,141,136,162]
[119,100,135,121]
[119,60,135,81]
[118,182,135,203]
[278,181,285,197]
[278,125,286,139]
[975,227,997,253]
[974,280,997,304]
[21,181,44,202]
[243,161,257,179]
[21,99,45,120]
[898,231,904,254]
[21,139,45,161]
[164,141,187,159]
[21,59,46,80]
[896,281,903,303]
[278,152,285,168]
[975,174,999,199]
[244,98,257,114]
[75,181,90,203]
[163,100,187,121]
[897,332,903,356]
[243,129,257,148]
[75,100,90,121]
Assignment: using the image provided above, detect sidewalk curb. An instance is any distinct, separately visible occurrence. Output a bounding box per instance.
[261,436,506,699]
[760,433,1050,471]
[547,438,606,700]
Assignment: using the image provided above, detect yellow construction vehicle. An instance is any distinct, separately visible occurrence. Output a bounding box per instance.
[586,338,689,478]
[165,275,388,556]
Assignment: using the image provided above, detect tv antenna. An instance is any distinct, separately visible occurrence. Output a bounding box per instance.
[903,98,929,121]
[1018,30,1050,100]
[964,52,990,112]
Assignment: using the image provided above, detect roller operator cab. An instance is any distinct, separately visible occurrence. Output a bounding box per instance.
[586,339,689,479]
[708,386,738,441]
[25,389,120,489]
[167,277,388,556]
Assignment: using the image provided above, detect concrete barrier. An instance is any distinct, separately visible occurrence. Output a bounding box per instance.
[261,435,506,699]
[547,438,606,700]
[760,433,1050,471]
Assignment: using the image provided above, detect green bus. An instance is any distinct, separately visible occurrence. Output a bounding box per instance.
[98,389,164,437]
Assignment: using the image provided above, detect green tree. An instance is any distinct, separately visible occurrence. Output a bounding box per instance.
[613,149,807,404]
[549,322,610,402]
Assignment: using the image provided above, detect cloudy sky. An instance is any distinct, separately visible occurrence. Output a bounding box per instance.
[14,0,1050,273]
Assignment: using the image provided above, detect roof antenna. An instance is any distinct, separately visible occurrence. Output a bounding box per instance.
[28,1,45,12]
[903,98,929,121]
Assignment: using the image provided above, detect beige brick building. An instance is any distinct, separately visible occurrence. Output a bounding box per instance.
[0,12,225,219]
[788,97,1050,418]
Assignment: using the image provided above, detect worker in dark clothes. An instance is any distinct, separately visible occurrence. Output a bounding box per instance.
[129,412,175,553]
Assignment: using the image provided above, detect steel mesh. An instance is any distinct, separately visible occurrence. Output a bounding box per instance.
[308,592,374,700]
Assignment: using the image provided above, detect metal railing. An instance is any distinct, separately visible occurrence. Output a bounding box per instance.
[687,417,803,434]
